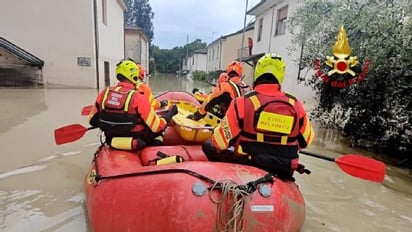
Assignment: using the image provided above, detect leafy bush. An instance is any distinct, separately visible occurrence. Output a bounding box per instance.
[192,71,207,81]
[288,0,412,163]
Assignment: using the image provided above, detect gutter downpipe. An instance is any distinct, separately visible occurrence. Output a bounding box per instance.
[93,0,100,90]
[219,39,223,70]
[268,4,276,52]
[240,0,249,61]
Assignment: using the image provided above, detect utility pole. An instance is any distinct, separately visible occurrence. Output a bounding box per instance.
[212,31,218,40]
[240,0,249,61]
[185,35,189,72]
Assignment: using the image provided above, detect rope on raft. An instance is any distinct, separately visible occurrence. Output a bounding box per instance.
[209,180,252,232]
[208,173,274,232]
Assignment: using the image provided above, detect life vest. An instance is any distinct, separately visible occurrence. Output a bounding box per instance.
[235,91,300,155]
[96,87,144,134]
[230,77,251,95]
[214,80,242,118]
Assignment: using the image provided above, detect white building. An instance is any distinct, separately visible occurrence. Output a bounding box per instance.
[0,0,127,88]
[187,49,207,73]
[248,0,315,100]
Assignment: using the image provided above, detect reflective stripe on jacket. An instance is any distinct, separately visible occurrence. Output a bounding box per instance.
[136,81,162,109]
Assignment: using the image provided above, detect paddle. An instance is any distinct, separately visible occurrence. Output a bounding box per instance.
[202,81,216,87]
[81,105,93,116]
[54,124,96,145]
[299,150,386,183]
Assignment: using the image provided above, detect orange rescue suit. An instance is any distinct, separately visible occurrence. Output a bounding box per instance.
[198,76,248,118]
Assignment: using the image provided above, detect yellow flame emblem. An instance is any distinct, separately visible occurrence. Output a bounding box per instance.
[87,169,97,184]
[325,25,359,76]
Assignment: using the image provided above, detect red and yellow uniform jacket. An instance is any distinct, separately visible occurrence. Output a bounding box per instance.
[136,81,163,109]
[89,82,167,135]
[211,83,315,158]
[198,76,249,118]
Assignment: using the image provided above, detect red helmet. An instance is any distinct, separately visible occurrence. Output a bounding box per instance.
[218,72,228,83]
[137,64,145,81]
[226,61,243,77]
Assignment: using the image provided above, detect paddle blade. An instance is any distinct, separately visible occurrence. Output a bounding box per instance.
[54,124,89,145]
[81,105,93,116]
[336,154,386,183]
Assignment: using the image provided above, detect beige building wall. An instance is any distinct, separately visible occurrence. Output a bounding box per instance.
[208,29,254,86]
[249,0,314,100]
[97,0,127,89]
[0,0,126,88]
[207,39,225,72]
[125,27,150,75]
[221,30,254,86]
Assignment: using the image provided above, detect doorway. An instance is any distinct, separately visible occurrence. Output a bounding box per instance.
[104,61,110,87]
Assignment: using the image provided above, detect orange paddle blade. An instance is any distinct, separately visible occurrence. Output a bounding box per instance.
[54,124,91,145]
[336,154,386,183]
[300,150,386,183]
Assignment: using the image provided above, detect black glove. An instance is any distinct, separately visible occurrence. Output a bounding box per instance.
[187,111,203,121]
[192,88,200,94]
[162,105,178,123]
[296,164,311,175]
[160,100,168,108]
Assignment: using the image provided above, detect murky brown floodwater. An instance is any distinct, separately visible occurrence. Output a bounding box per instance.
[1,73,411,232]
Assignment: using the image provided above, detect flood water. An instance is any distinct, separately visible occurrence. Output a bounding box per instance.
[0,73,411,232]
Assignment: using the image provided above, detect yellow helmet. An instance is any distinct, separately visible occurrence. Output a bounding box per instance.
[254,53,286,84]
[115,59,140,84]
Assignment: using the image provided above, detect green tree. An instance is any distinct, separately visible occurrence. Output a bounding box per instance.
[288,0,412,163]
[151,39,207,73]
[124,0,154,41]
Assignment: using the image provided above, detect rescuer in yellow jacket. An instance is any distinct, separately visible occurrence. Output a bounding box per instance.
[202,53,315,180]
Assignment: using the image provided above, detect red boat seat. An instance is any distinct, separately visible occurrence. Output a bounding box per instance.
[140,145,208,166]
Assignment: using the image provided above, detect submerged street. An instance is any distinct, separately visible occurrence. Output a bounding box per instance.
[0,73,411,232]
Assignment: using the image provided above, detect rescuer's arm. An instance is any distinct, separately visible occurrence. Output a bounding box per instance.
[295,100,315,149]
[211,98,243,151]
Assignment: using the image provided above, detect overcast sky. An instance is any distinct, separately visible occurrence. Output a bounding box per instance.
[150,0,260,49]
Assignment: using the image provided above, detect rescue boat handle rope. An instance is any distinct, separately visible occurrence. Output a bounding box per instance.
[91,146,274,192]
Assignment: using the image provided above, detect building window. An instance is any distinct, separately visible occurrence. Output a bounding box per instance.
[257,18,263,42]
[102,0,107,26]
[275,6,288,36]
[212,48,215,61]
[77,57,91,67]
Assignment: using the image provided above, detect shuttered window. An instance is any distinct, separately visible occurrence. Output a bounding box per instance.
[257,18,263,42]
[275,6,288,36]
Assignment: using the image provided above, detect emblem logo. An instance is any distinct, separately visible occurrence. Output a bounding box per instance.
[314,25,370,88]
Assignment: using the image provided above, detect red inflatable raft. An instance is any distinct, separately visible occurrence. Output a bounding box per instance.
[83,91,306,232]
